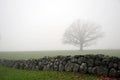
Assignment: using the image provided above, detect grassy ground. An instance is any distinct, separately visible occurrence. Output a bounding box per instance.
[0,50,120,60]
[0,66,98,80]
[0,50,119,80]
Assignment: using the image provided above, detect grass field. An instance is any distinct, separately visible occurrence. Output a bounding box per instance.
[0,50,119,80]
[0,50,120,60]
[0,66,98,80]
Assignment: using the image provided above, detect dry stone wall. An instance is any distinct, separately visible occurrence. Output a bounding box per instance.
[0,54,120,78]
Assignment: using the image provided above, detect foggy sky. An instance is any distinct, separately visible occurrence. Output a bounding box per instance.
[0,0,120,51]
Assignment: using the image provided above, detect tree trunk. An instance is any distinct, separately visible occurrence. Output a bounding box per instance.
[80,44,83,51]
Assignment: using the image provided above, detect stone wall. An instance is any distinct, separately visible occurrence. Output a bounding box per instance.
[0,54,120,78]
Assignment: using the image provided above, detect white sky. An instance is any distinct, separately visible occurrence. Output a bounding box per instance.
[0,0,120,51]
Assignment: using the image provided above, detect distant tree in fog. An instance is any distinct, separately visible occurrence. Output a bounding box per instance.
[63,19,103,51]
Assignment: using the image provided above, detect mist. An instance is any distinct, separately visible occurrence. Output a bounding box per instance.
[0,0,120,51]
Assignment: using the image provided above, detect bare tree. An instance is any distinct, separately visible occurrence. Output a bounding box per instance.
[63,19,103,50]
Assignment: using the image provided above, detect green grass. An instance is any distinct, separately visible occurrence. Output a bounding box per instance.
[0,66,98,80]
[0,50,119,80]
[0,50,120,60]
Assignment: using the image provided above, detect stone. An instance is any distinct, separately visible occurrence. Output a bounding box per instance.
[109,68,117,77]
[116,70,120,78]
[78,57,84,64]
[87,59,94,67]
[94,60,101,66]
[92,67,97,74]
[59,64,64,71]
[71,57,78,63]
[73,63,79,72]
[97,66,108,76]
[113,63,118,69]
[108,62,114,69]
[65,62,74,72]
[79,63,87,73]
[54,64,58,71]
[102,58,110,66]
[88,67,93,74]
